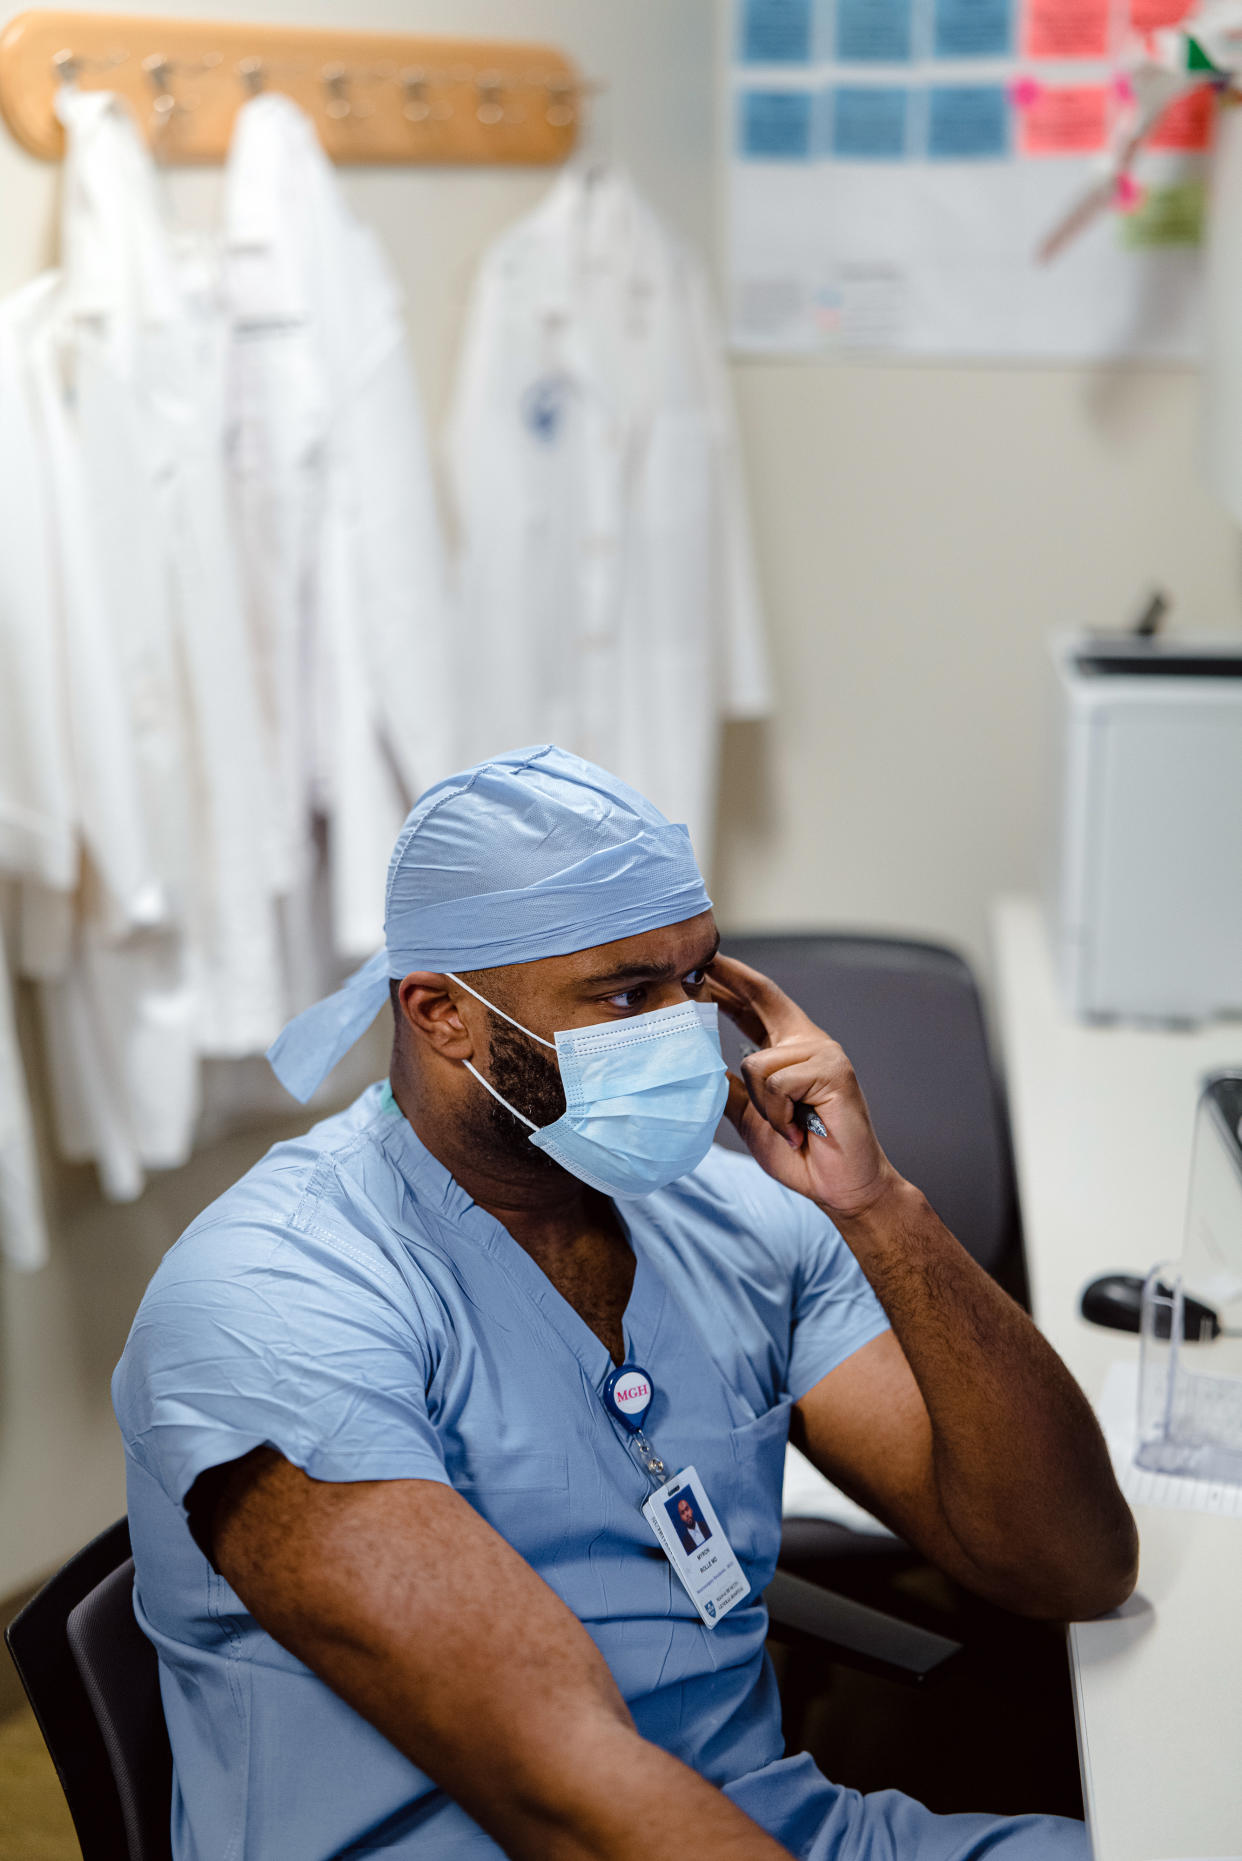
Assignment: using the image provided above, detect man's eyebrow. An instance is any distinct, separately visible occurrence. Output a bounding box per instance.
[580,934,721,989]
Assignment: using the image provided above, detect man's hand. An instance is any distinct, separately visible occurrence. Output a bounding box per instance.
[706,953,897,1219]
[200,1451,792,1861]
[708,950,1139,1622]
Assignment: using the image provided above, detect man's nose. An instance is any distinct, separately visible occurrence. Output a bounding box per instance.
[654,980,697,1011]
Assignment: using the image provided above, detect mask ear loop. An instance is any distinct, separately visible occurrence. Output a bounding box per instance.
[463,1061,539,1131]
[445,972,557,1049]
[447,973,555,1132]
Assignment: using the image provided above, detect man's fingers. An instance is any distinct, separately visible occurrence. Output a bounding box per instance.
[739,1052,800,1146]
[740,1038,851,1095]
[707,954,812,1045]
[703,968,767,1049]
[724,1072,800,1155]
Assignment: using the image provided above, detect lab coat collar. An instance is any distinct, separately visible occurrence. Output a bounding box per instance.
[524,161,664,324]
[55,88,182,337]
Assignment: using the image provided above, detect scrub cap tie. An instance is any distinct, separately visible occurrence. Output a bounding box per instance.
[267,744,713,1101]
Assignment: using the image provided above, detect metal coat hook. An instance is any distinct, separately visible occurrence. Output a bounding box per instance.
[400,63,451,123]
[474,67,507,126]
[322,61,374,121]
[141,52,178,131]
[141,47,220,135]
[51,44,127,85]
[545,72,587,128]
[321,62,348,118]
[400,64,429,121]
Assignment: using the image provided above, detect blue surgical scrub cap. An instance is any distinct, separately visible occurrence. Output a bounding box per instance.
[267,745,713,1101]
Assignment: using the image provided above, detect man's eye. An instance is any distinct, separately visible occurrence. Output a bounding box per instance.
[683,968,707,991]
[605,987,647,1011]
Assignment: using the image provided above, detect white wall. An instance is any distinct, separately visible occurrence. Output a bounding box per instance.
[0,0,717,1598]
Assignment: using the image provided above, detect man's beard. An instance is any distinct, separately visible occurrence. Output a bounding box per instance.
[479,1012,568,1174]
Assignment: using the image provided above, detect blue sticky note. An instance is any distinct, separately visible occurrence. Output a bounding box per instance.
[835,0,914,63]
[830,86,910,158]
[932,0,1013,56]
[739,88,815,158]
[926,85,1010,158]
[740,0,815,62]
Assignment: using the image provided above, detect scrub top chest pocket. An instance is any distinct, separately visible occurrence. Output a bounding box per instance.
[725,1401,792,1588]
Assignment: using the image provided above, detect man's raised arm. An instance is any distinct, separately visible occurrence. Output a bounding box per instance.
[200,1449,792,1861]
[707,953,1138,1623]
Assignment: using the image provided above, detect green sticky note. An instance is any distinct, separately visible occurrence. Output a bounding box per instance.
[1185,36,1220,74]
[1120,180,1205,249]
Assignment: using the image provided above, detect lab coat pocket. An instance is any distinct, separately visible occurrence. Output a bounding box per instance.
[726,1402,792,1590]
[451,1449,571,1571]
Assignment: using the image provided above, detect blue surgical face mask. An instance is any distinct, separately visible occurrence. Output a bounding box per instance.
[448,974,729,1198]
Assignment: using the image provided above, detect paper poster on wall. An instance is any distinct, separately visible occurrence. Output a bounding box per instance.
[729,0,1209,358]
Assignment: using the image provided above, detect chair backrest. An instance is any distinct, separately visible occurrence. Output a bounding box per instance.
[4,1516,172,1861]
[68,1558,173,1861]
[715,933,1023,1285]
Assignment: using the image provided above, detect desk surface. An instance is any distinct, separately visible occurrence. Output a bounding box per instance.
[993,896,1242,1861]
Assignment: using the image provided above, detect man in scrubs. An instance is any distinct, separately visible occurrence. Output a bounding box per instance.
[114,745,1137,1860]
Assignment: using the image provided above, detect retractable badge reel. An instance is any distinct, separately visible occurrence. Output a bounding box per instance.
[602,1362,749,1630]
[603,1361,665,1481]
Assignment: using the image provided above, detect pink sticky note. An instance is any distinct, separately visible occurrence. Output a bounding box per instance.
[1115,172,1143,211]
[1148,84,1215,149]
[1019,84,1111,153]
[1129,0,1194,29]
[1023,0,1112,59]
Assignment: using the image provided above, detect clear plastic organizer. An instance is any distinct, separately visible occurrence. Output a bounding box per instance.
[1137,1074,1242,1486]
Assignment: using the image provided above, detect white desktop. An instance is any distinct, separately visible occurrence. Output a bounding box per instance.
[993,896,1242,1861]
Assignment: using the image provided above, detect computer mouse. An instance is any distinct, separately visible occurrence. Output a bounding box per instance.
[1079,1273,1221,1341]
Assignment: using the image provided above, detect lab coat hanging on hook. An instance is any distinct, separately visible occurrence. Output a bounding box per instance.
[446,163,770,871]
[223,91,457,970]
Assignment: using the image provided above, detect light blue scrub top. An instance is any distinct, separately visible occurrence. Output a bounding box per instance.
[113,1081,890,1860]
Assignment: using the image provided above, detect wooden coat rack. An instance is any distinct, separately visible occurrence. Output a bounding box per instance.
[0,10,584,164]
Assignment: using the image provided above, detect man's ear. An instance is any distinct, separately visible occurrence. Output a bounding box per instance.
[397,974,475,1059]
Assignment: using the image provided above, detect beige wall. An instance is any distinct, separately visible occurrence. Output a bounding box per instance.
[0,0,717,1599]
[4,0,1241,1599]
[712,362,1242,970]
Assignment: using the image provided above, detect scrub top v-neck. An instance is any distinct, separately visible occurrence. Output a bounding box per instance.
[471,1186,663,1393]
[113,1081,890,1861]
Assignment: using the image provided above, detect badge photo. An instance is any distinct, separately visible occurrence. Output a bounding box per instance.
[641,1465,749,1630]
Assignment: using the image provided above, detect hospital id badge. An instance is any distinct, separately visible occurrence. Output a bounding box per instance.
[641,1466,749,1629]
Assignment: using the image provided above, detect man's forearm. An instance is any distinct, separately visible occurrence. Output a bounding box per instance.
[493,1717,792,1861]
[833,1175,1138,1618]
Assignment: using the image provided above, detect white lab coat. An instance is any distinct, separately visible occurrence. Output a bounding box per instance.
[223,94,455,964]
[0,284,73,1267]
[19,246,197,1202]
[446,164,770,868]
[0,913,46,1272]
[53,89,284,1063]
[1,91,288,1211]
[1,261,178,1224]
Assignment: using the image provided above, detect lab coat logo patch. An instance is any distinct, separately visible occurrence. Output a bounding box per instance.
[522,373,573,444]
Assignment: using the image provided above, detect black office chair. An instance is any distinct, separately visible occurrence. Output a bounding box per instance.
[5,1516,173,1861]
[715,932,1023,1290]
